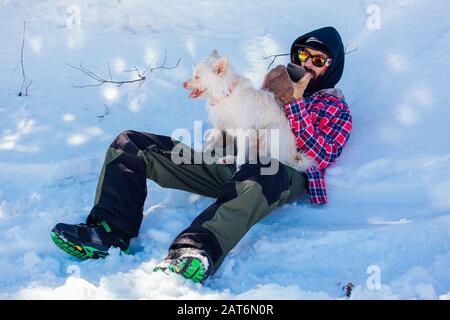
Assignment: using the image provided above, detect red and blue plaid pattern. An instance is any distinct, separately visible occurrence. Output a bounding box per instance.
[284,91,352,204]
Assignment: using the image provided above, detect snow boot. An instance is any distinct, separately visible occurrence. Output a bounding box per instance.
[51,220,130,260]
[153,248,212,284]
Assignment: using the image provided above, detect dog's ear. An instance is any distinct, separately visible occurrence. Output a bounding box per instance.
[213,56,228,76]
[210,49,219,58]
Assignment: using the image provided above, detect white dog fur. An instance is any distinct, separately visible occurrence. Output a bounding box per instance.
[183,49,315,172]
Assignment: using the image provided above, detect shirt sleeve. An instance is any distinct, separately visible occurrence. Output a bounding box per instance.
[284,96,353,169]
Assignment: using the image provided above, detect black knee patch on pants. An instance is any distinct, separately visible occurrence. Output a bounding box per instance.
[89,130,177,238]
[111,130,176,155]
[170,160,290,270]
[231,161,290,206]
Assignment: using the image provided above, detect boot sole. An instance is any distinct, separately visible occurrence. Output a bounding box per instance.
[51,229,110,260]
[153,257,206,284]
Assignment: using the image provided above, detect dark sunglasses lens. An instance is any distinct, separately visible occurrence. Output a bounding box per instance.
[311,57,326,67]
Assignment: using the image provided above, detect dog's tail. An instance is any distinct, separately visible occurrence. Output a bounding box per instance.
[293,152,316,172]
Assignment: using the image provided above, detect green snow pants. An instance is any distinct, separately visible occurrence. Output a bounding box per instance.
[87,130,308,274]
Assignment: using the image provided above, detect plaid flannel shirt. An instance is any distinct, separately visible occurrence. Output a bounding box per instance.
[284,90,352,204]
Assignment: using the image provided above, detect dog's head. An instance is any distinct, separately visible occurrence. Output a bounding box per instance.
[183,49,234,101]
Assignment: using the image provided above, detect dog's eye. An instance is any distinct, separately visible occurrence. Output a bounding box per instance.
[194,75,200,81]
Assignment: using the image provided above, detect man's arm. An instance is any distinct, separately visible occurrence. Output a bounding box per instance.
[284,96,352,169]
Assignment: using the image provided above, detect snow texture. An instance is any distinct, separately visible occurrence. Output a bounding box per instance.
[0,0,450,299]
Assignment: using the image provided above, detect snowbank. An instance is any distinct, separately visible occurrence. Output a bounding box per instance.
[0,0,449,299]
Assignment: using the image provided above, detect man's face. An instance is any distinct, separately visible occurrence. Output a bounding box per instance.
[298,47,330,79]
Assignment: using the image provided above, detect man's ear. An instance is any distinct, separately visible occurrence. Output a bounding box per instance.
[213,56,228,76]
[210,49,219,58]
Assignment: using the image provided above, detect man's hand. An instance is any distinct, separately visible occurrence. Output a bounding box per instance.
[293,72,312,100]
[262,65,311,105]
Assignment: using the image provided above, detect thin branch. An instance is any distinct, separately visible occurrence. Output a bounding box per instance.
[97,104,110,121]
[124,66,144,80]
[77,64,104,81]
[66,63,145,88]
[149,57,181,72]
[67,52,181,88]
[107,60,112,82]
[262,53,290,73]
[141,56,157,75]
[18,21,32,96]
[145,50,181,74]
[12,60,20,73]
[345,44,359,55]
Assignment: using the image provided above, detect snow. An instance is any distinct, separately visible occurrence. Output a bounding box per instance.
[1,0,450,299]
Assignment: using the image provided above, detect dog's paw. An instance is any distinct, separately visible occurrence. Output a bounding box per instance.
[216,156,236,165]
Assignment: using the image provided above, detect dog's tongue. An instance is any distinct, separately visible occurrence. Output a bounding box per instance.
[189,89,201,98]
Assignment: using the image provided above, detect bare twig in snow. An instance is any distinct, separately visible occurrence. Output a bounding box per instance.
[97,104,110,121]
[262,53,290,73]
[345,44,359,55]
[67,50,181,88]
[107,60,113,82]
[17,21,32,96]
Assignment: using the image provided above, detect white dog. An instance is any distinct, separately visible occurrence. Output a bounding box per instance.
[183,50,315,172]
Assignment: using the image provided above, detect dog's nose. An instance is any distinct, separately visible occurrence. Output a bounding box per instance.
[182,81,188,88]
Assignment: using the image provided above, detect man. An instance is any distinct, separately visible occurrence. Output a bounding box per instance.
[51,26,352,284]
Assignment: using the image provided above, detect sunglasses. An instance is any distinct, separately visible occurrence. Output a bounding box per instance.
[296,49,332,68]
